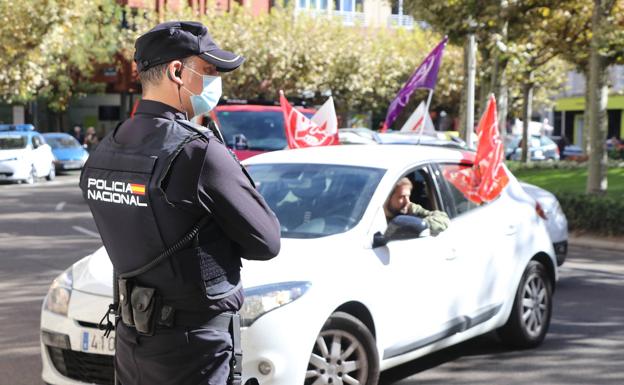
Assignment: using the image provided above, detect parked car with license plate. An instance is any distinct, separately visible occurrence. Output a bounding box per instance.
[40,144,557,385]
[42,133,89,171]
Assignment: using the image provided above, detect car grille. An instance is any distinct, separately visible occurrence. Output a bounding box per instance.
[47,346,114,385]
[0,172,13,176]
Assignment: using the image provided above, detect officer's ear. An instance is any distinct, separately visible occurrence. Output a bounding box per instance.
[166,61,184,85]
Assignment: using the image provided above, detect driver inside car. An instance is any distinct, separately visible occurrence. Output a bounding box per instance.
[384,177,450,236]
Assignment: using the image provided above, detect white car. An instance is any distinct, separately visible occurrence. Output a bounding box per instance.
[520,182,568,266]
[0,125,56,183]
[41,144,557,385]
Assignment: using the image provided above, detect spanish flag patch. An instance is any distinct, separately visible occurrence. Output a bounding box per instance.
[129,183,146,196]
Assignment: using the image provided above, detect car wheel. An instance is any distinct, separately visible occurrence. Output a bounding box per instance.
[305,312,379,385]
[498,260,552,348]
[25,165,36,184]
[46,163,56,181]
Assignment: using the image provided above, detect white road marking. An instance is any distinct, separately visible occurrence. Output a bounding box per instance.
[55,201,66,211]
[72,226,100,238]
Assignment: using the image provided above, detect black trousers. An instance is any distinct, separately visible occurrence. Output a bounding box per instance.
[115,322,232,385]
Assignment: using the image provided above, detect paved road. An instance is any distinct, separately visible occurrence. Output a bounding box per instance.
[1,173,623,385]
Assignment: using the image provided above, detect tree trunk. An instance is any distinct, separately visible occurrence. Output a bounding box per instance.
[521,72,534,163]
[583,68,591,154]
[497,0,509,137]
[458,39,469,139]
[586,0,610,195]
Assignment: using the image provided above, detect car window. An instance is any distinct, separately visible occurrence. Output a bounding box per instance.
[530,137,541,148]
[44,136,81,149]
[438,163,480,217]
[216,110,313,151]
[0,136,27,149]
[247,163,385,238]
[32,135,43,148]
[540,136,555,146]
[402,167,441,212]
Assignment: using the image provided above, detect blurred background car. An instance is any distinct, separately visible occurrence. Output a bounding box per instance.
[0,124,55,183]
[204,100,315,160]
[378,131,468,149]
[43,133,89,171]
[338,127,381,145]
[505,134,560,161]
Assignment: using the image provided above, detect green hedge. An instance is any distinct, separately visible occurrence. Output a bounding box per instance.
[555,192,624,236]
[506,159,624,172]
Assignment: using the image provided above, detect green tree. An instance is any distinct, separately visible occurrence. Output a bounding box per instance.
[119,3,463,127]
[0,0,123,117]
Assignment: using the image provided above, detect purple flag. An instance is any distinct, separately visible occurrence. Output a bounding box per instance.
[383,36,448,131]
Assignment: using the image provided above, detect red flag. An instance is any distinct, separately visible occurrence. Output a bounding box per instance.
[280,91,339,149]
[443,94,509,204]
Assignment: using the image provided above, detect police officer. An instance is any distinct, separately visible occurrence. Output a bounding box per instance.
[79,21,281,385]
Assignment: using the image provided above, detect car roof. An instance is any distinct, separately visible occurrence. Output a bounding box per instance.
[216,105,316,113]
[0,131,35,138]
[244,144,475,169]
[42,132,72,137]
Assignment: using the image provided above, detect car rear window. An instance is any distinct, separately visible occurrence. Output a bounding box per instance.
[215,110,313,151]
[45,136,81,149]
[0,136,27,149]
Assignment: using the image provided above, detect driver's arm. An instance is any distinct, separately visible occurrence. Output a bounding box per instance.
[408,203,450,236]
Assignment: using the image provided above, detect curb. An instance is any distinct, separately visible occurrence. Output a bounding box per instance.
[569,235,624,252]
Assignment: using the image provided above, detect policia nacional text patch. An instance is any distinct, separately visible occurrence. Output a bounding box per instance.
[86,178,148,207]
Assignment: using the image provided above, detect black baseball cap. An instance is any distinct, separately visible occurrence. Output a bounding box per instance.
[134,21,245,72]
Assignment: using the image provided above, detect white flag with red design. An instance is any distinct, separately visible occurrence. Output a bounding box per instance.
[280,91,339,149]
[399,101,436,135]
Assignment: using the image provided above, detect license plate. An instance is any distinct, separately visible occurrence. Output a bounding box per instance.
[80,330,115,355]
[63,161,80,169]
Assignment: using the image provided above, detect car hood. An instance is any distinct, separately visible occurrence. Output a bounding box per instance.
[241,235,359,288]
[72,246,113,297]
[52,147,86,160]
[0,149,27,160]
[72,234,360,297]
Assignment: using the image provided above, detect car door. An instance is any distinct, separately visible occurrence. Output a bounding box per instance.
[375,165,461,359]
[433,163,514,324]
[31,134,47,176]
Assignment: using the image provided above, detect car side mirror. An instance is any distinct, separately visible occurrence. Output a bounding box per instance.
[372,215,430,248]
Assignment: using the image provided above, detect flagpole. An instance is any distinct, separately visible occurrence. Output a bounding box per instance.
[417,89,434,144]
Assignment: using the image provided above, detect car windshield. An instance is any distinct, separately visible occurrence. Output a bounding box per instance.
[45,136,81,149]
[0,136,27,149]
[216,110,312,151]
[247,163,385,238]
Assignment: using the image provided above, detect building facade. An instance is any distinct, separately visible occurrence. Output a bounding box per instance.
[554,65,624,146]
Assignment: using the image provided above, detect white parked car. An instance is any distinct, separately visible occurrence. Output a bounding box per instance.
[0,125,56,184]
[41,144,558,385]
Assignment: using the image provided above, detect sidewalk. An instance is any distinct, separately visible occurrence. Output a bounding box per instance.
[569,232,624,252]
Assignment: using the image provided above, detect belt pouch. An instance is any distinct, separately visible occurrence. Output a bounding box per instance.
[117,278,134,327]
[130,285,158,336]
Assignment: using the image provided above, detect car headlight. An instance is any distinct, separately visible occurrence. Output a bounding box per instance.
[240,281,311,327]
[43,267,73,316]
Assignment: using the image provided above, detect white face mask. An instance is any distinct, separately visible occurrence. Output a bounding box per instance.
[181,66,222,118]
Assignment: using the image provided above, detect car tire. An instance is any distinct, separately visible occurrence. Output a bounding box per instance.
[46,163,56,181]
[305,311,379,385]
[25,165,36,184]
[498,260,552,349]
